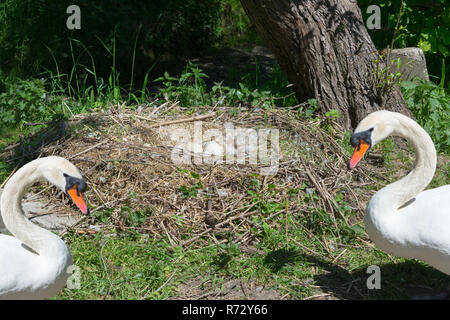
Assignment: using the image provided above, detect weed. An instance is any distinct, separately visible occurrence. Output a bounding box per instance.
[401,80,450,154]
[155,63,209,107]
[155,62,296,109]
[179,171,204,199]
[0,75,63,127]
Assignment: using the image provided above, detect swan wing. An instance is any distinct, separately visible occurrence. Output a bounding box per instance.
[0,234,67,299]
[0,234,42,297]
[398,185,450,274]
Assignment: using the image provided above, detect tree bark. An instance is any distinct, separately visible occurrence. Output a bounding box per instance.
[240,0,412,129]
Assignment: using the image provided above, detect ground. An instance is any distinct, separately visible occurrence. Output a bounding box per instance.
[1,101,448,300]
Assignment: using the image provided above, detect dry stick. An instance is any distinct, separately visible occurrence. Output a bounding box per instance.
[99,239,114,299]
[211,110,225,124]
[148,197,182,211]
[182,201,261,248]
[141,267,178,299]
[290,238,329,261]
[221,198,255,216]
[159,101,180,115]
[0,164,19,189]
[23,122,48,126]
[1,142,20,153]
[59,215,89,237]
[24,185,53,200]
[83,161,104,176]
[332,248,348,264]
[150,101,169,116]
[298,156,350,226]
[298,156,336,220]
[134,114,157,122]
[234,208,286,243]
[69,140,109,159]
[294,215,330,254]
[89,184,108,208]
[109,114,126,129]
[344,182,364,212]
[221,194,246,214]
[148,113,216,128]
[303,293,332,300]
[161,220,177,247]
[63,102,74,117]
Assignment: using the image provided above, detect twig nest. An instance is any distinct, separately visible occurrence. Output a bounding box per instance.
[217,189,228,197]
[204,212,218,228]
[203,140,224,165]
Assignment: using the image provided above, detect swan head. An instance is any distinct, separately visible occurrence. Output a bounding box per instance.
[348,111,397,169]
[39,156,89,214]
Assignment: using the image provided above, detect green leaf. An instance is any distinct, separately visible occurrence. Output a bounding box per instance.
[417,39,431,53]
[190,171,200,179]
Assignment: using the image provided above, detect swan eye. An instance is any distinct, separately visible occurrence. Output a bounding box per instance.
[63,173,87,194]
[64,173,89,214]
[348,128,374,170]
[350,128,373,148]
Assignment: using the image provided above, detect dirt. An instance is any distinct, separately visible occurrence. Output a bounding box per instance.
[1,97,433,300]
[173,277,285,300]
[0,104,383,300]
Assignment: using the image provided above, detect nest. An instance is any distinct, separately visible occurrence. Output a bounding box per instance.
[1,103,389,249]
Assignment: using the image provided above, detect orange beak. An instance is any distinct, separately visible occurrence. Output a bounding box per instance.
[348,140,370,170]
[67,184,89,214]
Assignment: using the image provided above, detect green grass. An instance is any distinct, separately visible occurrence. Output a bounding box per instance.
[154,62,296,110]
[0,0,448,301]
[401,80,450,154]
[1,60,449,300]
[58,233,178,299]
[56,214,449,300]
[52,129,447,300]
[0,120,448,300]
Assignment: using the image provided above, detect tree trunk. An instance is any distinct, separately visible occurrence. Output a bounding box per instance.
[240,0,412,129]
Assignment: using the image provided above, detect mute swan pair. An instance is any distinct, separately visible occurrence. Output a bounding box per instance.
[348,111,450,279]
[0,156,89,299]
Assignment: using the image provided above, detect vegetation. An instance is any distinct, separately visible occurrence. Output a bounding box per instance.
[359,0,449,88]
[35,103,447,300]
[0,0,222,76]
[155,62,296,109]
[0,0,448,301]
[401,80,450,154]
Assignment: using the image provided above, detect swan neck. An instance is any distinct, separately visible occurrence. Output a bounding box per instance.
[377,114,437,209]
[0,159,62,256]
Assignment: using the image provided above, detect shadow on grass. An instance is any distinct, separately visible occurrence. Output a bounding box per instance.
[212,252,234,270]
[1,115,107,168]
[263,248,449,300]
[264,248,300,273]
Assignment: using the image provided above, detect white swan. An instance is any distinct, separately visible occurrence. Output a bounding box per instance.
[0,156,89,299]
[348,110,450,276]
